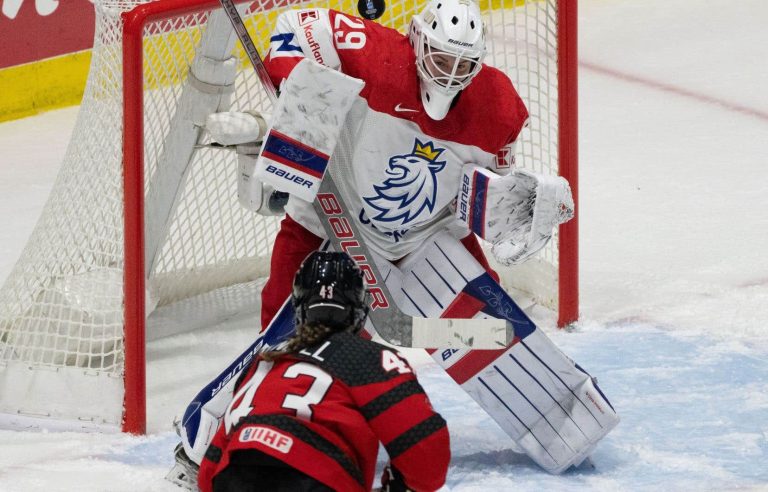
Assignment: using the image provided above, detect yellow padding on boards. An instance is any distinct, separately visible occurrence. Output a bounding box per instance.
[0,0,527,122]
[0,51,91,123]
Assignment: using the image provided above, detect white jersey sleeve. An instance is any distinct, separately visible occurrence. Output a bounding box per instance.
[264,8,341,86]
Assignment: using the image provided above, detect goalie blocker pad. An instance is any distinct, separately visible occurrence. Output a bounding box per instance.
[254,59,364,202]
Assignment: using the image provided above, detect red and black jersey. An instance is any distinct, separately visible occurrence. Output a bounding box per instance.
[198,332,450,492]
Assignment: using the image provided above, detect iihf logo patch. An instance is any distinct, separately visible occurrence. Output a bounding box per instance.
[363,139,447,226]
[239,425,293,453]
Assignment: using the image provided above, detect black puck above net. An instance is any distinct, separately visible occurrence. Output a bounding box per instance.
[357,0,385,20]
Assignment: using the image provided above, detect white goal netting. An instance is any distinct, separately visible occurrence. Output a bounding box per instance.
[0,0,565,430]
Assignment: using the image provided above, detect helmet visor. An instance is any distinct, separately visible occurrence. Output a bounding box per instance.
[419,39,483,91]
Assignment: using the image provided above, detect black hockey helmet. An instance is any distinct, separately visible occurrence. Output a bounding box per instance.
[292,251,369,333]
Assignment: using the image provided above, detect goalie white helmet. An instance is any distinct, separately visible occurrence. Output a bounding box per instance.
[409,0,486,120]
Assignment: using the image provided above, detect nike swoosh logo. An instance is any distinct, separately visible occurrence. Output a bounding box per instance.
[394,103,419,113]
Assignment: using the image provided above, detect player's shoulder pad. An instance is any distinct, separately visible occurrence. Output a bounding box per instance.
[296,332,409,386]
[469,65,529,141]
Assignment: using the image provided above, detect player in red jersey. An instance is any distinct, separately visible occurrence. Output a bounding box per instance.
[197,251,449,492]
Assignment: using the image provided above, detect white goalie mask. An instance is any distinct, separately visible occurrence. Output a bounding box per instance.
[409,0,486,120]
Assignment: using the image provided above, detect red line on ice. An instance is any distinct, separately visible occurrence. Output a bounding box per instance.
[581,61,768,123]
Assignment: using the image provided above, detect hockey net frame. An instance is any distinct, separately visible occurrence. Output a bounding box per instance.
[0,0,576,434]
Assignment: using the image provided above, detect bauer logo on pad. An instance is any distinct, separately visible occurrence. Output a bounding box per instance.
[257,129,330,200]
[468,170,489,238]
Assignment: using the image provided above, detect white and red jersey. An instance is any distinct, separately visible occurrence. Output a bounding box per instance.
[264,8,529,261]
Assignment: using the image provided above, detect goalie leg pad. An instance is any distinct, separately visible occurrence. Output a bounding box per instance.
[457,331,619,474]
[389,232,617,473]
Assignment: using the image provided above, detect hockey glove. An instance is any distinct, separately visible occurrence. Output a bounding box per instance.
[455,164,574,265]
[205,110,267,147]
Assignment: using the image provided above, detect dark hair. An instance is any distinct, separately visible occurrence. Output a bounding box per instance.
[261,323,336,361]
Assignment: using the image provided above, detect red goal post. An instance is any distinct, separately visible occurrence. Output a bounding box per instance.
[557,0,578,330]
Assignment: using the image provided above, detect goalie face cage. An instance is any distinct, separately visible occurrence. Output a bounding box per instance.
[0,0,576,434]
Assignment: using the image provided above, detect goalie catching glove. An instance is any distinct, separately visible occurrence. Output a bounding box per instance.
[456,164,574,265]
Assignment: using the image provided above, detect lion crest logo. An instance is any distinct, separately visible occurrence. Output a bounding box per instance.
[363,139,447,226]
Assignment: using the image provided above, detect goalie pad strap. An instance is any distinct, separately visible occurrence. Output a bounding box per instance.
[187,69,235,95]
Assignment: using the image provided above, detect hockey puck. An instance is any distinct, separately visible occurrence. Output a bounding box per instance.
[357,0,385,20]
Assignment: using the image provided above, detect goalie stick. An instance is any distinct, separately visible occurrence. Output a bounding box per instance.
[218,0,512,349]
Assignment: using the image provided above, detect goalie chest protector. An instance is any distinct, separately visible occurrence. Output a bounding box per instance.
[266,9,529,260]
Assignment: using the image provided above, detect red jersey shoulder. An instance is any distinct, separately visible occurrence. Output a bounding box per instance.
[328,10,420,113]
[297,332,415,386]
[325,10,527,153]
[451,65,529,151]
